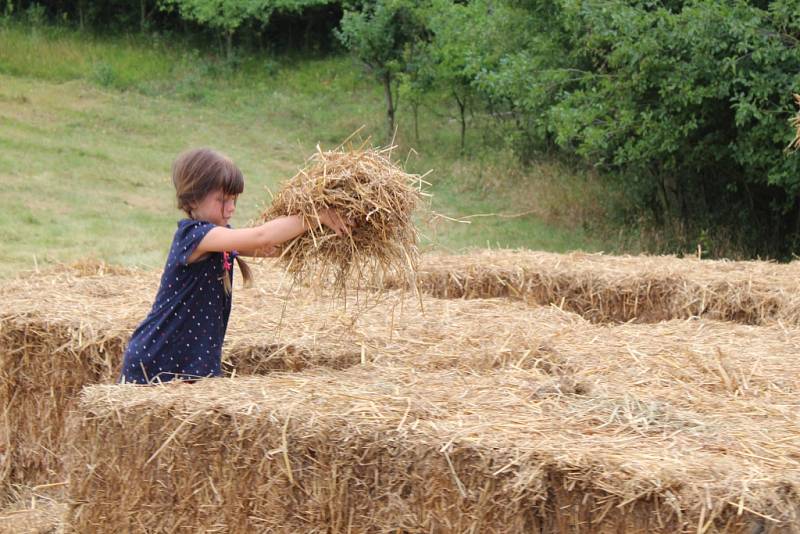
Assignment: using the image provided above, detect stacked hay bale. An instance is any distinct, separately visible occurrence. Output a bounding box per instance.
[0,261,336,497]
[7,257,800,532]
[0,264,149,497]
[0,261,586,499]
[65,364,799,533]
[385,249,800,325]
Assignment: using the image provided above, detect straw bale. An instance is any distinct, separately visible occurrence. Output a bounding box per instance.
[0,261,325,497]
[550,318,800,403]
[385,249,800,325]
[65,366,799,533]
[260,144,425,293]
[0,261,586,498]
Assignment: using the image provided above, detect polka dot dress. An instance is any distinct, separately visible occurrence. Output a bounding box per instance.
[119,219,236,384]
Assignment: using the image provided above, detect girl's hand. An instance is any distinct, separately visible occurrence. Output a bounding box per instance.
[317,208,352,237]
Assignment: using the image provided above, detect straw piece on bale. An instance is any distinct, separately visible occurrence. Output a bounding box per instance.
[0,486,66,534]
[65,367,800,533]
[260,144,426,294]
[383,249,800,326]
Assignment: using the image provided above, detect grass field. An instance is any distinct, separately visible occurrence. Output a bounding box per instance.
[0,22,605,277]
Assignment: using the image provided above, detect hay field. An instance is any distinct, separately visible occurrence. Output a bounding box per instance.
[1,252,799,532]
[385,250,800,325]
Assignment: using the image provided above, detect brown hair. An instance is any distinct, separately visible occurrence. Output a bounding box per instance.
[171,147,253,293]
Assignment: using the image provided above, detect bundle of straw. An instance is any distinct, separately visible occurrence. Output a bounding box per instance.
[260,143,426,292]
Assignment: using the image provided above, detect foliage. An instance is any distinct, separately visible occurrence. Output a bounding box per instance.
[431,0,800,256]
[4,0,800,256]
[336,0,424,140]
[542,0,800,254]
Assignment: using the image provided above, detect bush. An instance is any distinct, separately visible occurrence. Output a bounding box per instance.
[454,0,800,257]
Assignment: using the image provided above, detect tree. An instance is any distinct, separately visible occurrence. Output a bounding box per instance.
[159,0,331,60]
[546,0,800,252]
[421,0,483,154]
[337,0,423,142]
[159,0,271,59]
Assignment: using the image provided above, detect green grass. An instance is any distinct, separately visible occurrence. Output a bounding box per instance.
[0,21,606,278]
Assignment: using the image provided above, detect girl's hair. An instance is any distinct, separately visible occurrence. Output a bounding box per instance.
[171,147,253,293]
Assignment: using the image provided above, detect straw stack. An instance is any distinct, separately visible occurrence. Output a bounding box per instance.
[383,249,800,325]
[260,144,425,293]
[0,261,583,498]
[0,261,318,497]
[65,366,799,533]
[6,252,800,496]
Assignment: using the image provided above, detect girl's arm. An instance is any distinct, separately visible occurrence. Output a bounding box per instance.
[188,210,348,263]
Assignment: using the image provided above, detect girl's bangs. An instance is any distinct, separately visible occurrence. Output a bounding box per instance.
[219,162,245,196]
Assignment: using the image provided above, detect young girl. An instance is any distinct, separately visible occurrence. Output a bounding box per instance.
[119,147,349,384]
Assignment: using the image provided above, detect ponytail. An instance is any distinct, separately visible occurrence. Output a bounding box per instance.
[222,254,253,295]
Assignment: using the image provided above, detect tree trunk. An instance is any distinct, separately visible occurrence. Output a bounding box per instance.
[413,101,419,146]
[304,13,314,51]
[78,0,85,30]
[140,0,146,32]
[661,173,683,235]
[383,72,395,144]
[225,30,234,62]
[454,90,466,156]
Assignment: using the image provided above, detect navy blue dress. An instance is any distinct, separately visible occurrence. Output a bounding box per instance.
[119,219,237,384]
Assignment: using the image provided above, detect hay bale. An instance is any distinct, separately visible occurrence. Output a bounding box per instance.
[0,261,585,498]
[0,265,148,498]
[385,250,800,325]
[65,366,799,533]
[552,318,800,403]
[0,261,331,498]
[260,144,425,293]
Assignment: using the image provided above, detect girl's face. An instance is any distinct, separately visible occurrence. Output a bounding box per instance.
[191,189,238,226]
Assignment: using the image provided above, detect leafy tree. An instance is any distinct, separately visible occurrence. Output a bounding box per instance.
[159,0,272,59]
[546,0,800,253]
[337,0,424,142]
[420,0,478,154]
[160,0,330,59]
[397,37,433,145]
[458,0,569,159]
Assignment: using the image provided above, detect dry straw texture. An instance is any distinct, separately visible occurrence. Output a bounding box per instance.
[66,362,799,533]
[0,260,323,498]
[384,249,800,325]
[6,253,800,531]
[0,260,581,498]
[0,485,66,534]
[260,144,426,294]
